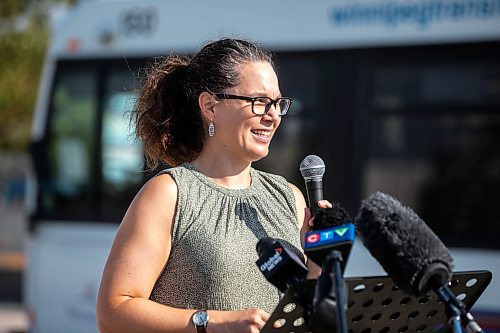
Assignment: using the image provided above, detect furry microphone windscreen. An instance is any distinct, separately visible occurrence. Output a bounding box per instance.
[354,192,454,295]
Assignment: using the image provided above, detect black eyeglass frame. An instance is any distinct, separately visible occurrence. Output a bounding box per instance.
[214,93,293,116]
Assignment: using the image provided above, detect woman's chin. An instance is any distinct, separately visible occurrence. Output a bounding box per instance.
[248,147,270,162]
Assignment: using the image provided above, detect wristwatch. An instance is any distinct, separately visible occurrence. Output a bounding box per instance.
[192,310,209,333]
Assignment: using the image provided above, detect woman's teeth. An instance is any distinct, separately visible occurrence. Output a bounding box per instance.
[251,129,270,137]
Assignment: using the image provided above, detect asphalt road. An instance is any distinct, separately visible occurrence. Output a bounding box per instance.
[0,194,28,332]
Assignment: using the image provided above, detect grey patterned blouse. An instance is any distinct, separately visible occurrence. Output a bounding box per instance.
[149,163,302,313]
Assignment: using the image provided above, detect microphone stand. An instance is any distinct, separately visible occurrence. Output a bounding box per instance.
[437,286,463,333]
[320,250,348,333]
[434,284,484,333]
[331,250,348,333]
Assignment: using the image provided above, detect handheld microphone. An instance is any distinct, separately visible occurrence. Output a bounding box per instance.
[256,237,308,293]
[304,205,354,270]
[355,192,483,333]
[299,155,325,216]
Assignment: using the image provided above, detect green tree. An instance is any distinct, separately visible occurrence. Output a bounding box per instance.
[0,0,76,151]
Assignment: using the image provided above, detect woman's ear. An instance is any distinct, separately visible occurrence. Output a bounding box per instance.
[198,91,216,122]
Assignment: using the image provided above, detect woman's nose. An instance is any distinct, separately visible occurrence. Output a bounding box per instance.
[262,103,281,121]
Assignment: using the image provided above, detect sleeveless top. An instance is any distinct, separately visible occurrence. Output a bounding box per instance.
[149,163,302,313]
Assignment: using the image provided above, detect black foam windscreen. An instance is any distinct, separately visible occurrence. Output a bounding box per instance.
[256,237,308,293]
[313,204,351,230]
[354,192,454,295]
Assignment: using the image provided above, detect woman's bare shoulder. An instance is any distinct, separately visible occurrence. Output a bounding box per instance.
[123,173,178,227]
[141,172,178,199]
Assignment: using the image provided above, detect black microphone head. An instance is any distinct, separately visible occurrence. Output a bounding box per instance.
[354,192,454,296]
[314,204,351,230]
[256,237,308,292]
[257,237,306,263]
[299,155,325,181]
[256,237,276,257]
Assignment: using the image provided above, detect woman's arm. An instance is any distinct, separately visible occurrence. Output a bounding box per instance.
[97,174,268,333]
[96,173,189,332]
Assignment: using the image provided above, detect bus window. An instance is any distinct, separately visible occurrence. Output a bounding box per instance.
[35,62,146,222]
[101,69,144,217]
[102,92,142,190]
[43,68,97,218]
[363,63,500,249]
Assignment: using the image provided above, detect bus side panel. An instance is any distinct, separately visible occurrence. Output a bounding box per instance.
[25,223,117,333]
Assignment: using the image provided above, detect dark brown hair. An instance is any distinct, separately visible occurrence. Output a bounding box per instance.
[134,38,275,168]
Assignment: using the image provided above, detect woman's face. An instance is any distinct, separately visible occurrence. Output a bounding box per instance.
[213,61,283,163]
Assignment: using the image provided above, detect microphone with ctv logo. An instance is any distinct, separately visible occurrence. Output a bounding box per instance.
[355,191,484,333]
[255,237,308,293]
[305,205,354,333]
[304,205,355,270]
[299,155,325,217]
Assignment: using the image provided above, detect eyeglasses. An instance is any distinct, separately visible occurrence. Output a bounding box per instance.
[214,93,293,116]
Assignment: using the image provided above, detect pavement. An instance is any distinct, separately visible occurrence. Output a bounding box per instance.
[0,190,29,333]
[0,303,28,333]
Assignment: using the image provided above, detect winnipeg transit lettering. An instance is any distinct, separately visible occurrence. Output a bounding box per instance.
[330,0,500,29]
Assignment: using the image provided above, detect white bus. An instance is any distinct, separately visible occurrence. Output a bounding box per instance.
[26,0,500,332]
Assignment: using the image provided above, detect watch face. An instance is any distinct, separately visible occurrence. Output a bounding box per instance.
[193,311,209,326]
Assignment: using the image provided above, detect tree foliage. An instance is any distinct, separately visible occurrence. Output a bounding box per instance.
[0,0,31,19]
[0,0,76,151]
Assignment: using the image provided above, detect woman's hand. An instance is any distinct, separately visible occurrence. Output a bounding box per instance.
[301,200,333,235]
[207,308,270,333]
[301,200,332,279]
[288,183,333,279]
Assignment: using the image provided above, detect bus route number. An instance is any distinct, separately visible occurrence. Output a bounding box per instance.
[120,8,158,37]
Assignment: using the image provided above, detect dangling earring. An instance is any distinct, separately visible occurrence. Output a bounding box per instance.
[208,121,215,137]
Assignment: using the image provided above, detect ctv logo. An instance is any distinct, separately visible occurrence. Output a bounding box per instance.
[306,227,349,244]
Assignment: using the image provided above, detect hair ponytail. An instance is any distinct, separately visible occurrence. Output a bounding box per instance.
[134,55,204,168]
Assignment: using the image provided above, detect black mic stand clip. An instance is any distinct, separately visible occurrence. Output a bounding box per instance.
[435,283,484,333]
[307,250,348,333]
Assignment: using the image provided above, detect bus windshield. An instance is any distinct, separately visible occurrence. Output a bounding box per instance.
[34,60,145,223]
